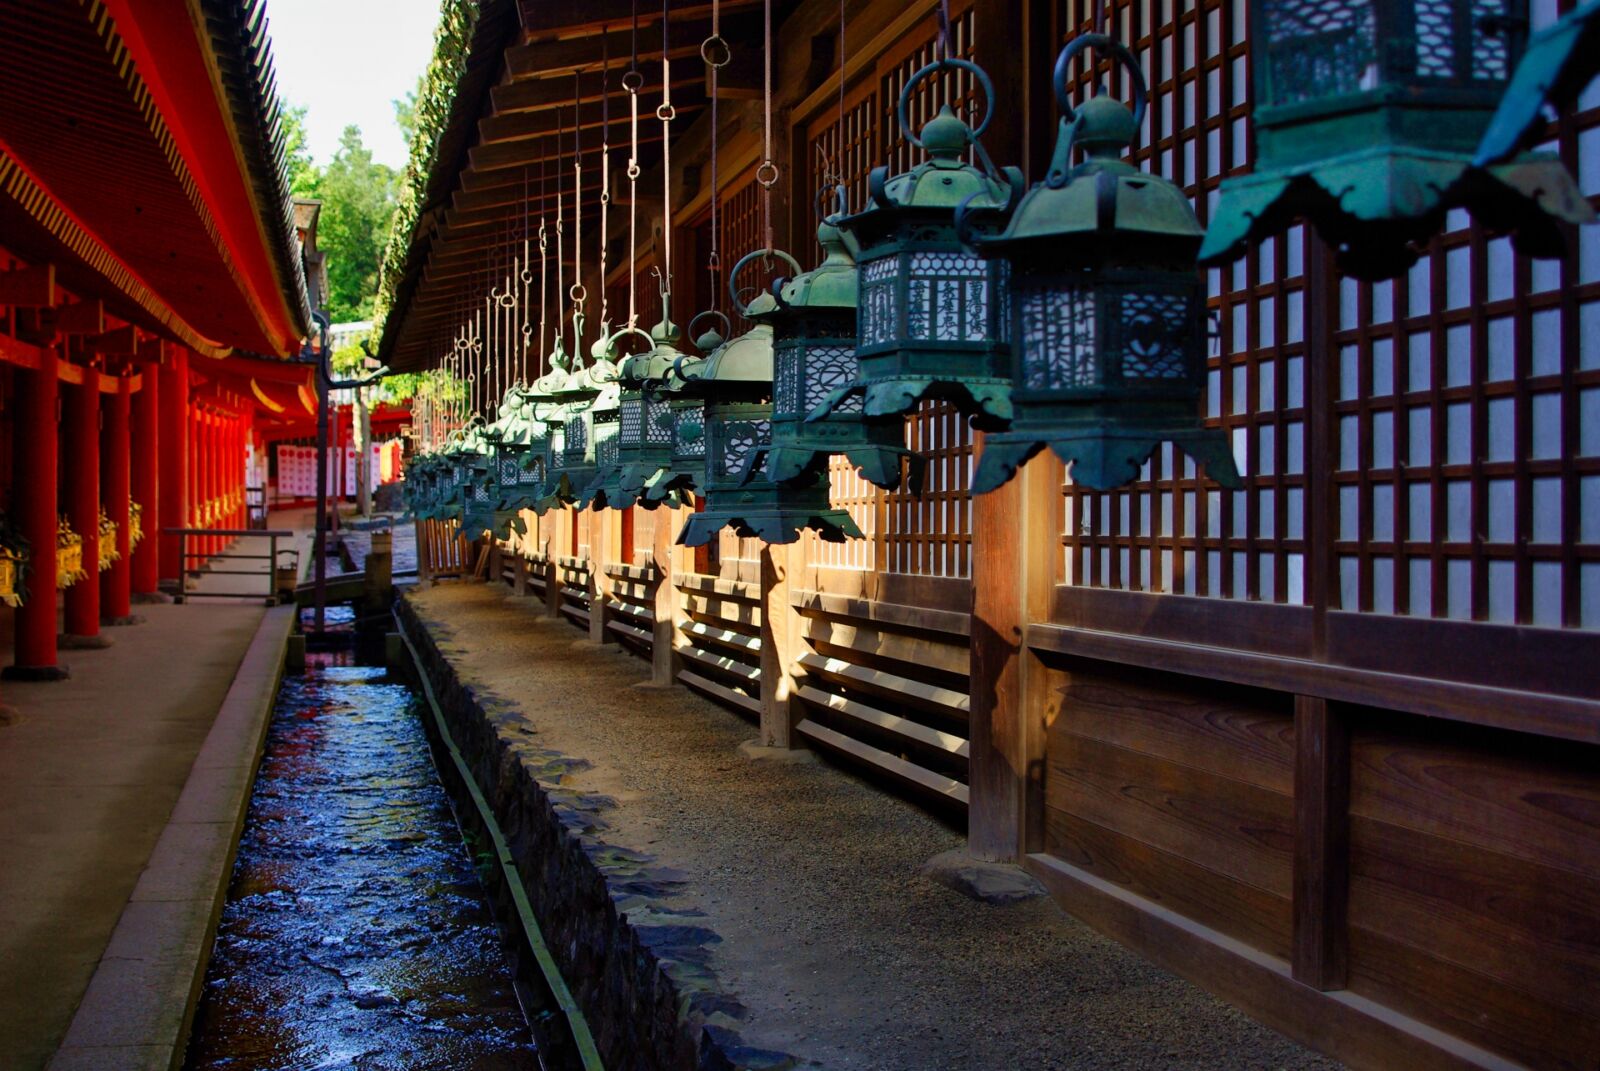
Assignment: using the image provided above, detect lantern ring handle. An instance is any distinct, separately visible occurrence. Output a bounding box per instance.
[605,324,656,352]
[687,308,733,346]
[727,248,801,317]
[700,34,731,68]
[896,58,994,148]
[1053,34,1147,132]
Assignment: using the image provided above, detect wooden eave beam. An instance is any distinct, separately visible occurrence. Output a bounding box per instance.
[492,68,704,115]
[520,0,742,33]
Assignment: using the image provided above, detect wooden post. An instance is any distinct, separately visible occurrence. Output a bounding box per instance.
[543,513,562,618]
[1293,695,1350,990]
[758,541,803,748]
[964,0,1053,864]
[588,508,608,643]
[63,374,101,640]
[968,445,1057,861]
[130,360,159,595]
[647,502,684,686]
[99,376,133,623]
[7,344,63,678]
[158,349,188,584]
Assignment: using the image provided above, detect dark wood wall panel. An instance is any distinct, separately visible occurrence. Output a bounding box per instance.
[1345,712,1600,1068]
[1044,663,1295,957]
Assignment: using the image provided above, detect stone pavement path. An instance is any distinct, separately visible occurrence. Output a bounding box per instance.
[409,584,1342,1071]
[0,601,266,1070]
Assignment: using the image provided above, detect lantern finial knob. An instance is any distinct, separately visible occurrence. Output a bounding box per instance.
[1073,94,1136,158]
[919,104,972,162]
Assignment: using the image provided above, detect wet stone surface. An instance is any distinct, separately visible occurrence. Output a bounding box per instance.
[185,657,538,1071]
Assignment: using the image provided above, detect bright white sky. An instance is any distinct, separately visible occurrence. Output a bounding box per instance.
[265,0,443,169]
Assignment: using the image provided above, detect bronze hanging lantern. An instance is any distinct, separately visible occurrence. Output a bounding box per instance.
[810,58,1023,428]
[1200,0,1594,280]
[486,384,551,522]
[759,210,925,492]
[964,36,1241,493]
[676,264,865,547]
[583,295,696,510]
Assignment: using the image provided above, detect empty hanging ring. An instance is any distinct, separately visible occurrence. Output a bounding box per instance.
[727,247,801,317]
[621,68,644,93]
[1053,34,1148,131]
[569,283,587,303]
[656,102,676,121]
[700,34,731,68]
[626,161,641,180]
[897,57,995,147]
[755,160,780,188]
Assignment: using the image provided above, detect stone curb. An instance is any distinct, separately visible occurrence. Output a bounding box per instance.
[396,594,802,1071]
[48,604,297,1071]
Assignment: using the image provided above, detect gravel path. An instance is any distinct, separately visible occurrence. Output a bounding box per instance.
[411,583,1340,1071]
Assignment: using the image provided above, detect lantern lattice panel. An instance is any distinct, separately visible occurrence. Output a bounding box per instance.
[1059,0,1600,628]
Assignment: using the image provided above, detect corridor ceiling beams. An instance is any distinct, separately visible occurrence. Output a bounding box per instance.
[381,0,795,371]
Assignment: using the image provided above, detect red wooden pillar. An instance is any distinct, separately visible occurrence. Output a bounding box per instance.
[158,350,188,583]
[100,375,133,622]
[62,373,101,640]
[131,358,159,594]
[7,345,64,679]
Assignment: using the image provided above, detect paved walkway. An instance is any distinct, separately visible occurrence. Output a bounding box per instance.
[0,511,312,1070]
[407,584,1338,1070]
[0,603,266,1069]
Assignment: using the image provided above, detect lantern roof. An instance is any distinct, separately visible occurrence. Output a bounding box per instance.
[771,219,859,312]
[1198,146,1594,281]
[869,107,1014,212]
[980,101,1204,253]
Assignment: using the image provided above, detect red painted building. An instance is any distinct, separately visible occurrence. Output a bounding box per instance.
[0,0,316,677]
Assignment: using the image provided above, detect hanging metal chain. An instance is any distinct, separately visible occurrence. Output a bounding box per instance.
[539,140,549,375]
[571,70,587,363]
[555,106,566,358]
[598,34,611,329]
[703,0,728,312]
[624,27,642,331]
[757,0,778,257]
[659,0,675,302]
[521,166,533,385]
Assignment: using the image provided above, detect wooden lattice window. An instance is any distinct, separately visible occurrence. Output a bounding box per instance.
[1056,0,1599,629]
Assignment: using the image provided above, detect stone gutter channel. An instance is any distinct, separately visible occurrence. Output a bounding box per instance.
[393,593,800,1071]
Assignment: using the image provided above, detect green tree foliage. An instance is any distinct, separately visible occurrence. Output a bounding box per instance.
[296,125,397,323]
[281,104,319,198]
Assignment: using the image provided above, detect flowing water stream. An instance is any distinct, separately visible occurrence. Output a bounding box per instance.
[184,628,540,1071]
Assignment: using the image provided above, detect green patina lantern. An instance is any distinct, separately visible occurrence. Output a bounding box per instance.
[445,418,495,534]
[965,35,1241,493]
[1200,0,1594,280]
[1477,0,1600,165]
[811,58,1023,428]
[483,384,551,531]
[641,349,709,508]
[760,210,925,493]
[580,293,696,510]
[675,271,865,548]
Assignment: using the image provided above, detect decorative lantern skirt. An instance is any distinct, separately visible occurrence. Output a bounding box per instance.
[1199,0,1594,279]
[678,401,863,547]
